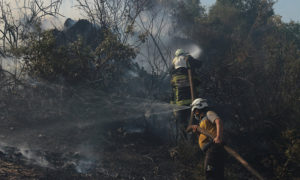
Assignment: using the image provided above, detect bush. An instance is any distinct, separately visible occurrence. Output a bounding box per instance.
[23,31,93,83]
[22,25,136,86]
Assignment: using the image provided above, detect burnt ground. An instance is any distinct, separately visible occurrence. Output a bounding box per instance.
[0,93,260,180]
[0,85,208,180]
[0,119,204,180]
[0,119,262,180]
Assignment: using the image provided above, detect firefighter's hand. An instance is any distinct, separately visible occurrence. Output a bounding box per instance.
[213,136,222,144]
[190,125,198,133]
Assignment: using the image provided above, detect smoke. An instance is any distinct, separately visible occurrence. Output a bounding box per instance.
[133,1,203,73]
[0,57,23,74]
[41,16,64,30]
[72,144,99,173]
[19,147,51,168]
[188,44,203,59]
[0,80,189,171]
[0,142,51,168]
[75,159,95,173]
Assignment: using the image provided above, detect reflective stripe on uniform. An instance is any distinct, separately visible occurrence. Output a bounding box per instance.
[171,75,189,87]
[175,99,192,106]
[171,74,191,106]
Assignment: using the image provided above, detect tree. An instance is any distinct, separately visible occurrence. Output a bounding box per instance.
[0,0,63,56]
[22,30,94,83]
[75,0,148,44]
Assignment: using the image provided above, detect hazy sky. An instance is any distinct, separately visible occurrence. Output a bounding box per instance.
[7,0,300,26]
[201,0,300,22]
[57,0,300,23]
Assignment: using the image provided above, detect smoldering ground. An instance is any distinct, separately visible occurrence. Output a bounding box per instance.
[0,77,191,173]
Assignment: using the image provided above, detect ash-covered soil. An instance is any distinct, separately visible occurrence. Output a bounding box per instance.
[0,120,198,180]
[0,85,203,179]
[0,88,259,180]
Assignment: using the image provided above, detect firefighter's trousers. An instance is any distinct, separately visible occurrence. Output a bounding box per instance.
[204,143,225,180]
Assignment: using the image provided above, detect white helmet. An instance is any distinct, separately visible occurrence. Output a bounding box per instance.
[191,98,209,112]
[175,49,187,57]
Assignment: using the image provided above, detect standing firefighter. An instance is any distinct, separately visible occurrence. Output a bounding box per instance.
[189,98,224,180]
[170,49,202,106]
[170,49,202,142]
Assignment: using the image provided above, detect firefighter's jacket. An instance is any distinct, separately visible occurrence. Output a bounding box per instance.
[198,111,219,151]
[170,55,202,106]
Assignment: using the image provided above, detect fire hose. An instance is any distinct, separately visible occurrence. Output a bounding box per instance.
[187,57,196,128]
[186,125,265,180]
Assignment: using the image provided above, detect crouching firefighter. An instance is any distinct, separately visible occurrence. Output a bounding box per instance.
[170,49,202,142]
[189,98,225,180]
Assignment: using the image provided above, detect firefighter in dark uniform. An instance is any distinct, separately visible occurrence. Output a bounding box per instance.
[170,49,202,142]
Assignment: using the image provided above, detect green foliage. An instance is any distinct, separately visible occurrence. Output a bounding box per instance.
[94,30,136,87]
[21,26,136,86]
[173,0,206,34]
[23,31,93,83]
[263,129,300,179]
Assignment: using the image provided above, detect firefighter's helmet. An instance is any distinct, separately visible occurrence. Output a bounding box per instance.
[191,98,209,112]
[175,49,187,57]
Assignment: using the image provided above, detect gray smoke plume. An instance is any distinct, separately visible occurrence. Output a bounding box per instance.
[0,57,23,74]
[133,0,203,74]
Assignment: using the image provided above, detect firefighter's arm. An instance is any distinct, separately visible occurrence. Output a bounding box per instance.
[187,125,203,136]
[186,55,202,68]
[214,118,223,143]
[169,64,175,75]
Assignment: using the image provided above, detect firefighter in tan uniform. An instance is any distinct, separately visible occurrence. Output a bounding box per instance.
[190,98,224,180]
